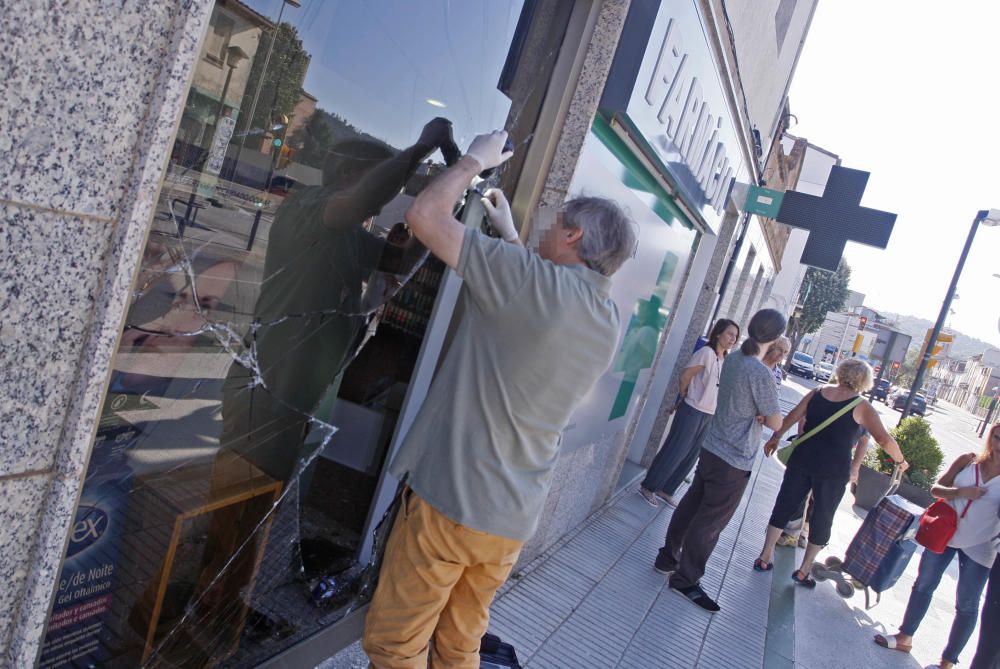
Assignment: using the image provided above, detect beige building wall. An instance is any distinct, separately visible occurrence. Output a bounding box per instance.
[190,2,271,113]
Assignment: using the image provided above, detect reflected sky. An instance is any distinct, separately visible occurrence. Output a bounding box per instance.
[246,0,521,148]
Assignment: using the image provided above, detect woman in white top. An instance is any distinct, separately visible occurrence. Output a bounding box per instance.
[875,423,1000,668]
[639,318,740,507]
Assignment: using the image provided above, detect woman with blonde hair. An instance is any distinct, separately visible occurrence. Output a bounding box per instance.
[756,358,908,586]
[874,422,1000,668]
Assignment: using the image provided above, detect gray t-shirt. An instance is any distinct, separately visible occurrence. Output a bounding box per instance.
[389,228,620,540]
[701,350,781,472]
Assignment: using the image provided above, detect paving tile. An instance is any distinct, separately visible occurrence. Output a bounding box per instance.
[489,457,789,669]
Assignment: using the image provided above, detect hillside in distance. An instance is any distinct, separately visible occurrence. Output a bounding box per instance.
[873,310,998,359]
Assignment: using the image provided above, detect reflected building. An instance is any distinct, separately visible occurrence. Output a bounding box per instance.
[175,2,272,168]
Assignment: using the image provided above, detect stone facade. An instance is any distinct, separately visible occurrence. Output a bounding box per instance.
[512,0,634,564]
[0,2,214,663]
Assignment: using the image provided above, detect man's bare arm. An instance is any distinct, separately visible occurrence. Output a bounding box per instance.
[405,131,513,269]
[404,156,480,269]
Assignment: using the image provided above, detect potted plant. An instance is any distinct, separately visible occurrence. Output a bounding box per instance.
[853,416,943,510]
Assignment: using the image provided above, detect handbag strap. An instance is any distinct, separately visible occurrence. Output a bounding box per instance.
[789,395,864,449]
[960,463,979,519]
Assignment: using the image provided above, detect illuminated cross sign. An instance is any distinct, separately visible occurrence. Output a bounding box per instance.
[776,166,896,272]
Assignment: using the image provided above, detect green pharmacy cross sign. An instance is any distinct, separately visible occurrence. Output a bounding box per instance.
[740,167,896,272]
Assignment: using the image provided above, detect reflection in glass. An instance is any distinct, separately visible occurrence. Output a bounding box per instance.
[40,2,526,666]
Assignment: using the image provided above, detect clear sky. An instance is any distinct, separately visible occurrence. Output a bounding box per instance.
[787,0,1000,349]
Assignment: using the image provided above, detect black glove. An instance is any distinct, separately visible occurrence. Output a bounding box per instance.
[418,117,455,153]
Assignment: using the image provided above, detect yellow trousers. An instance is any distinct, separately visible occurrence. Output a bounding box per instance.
[363,489,523,668]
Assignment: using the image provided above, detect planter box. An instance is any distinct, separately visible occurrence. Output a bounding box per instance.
[898,479,934,508]
[853,465,932,511]
[854,465,891,510]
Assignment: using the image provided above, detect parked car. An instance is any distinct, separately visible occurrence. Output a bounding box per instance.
[267,175,299,196]
[788,351,814,378]
[813,361,835,382]
[870,378,892,402]
[891,391,927,416]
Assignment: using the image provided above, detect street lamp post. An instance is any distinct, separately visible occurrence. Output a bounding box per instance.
[214,45,249,126]
[900,209,1000,423]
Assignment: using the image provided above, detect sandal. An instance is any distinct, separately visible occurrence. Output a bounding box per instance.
[655,491,679,507]
[873,633,912,654]
[791,570,816,588]
[753,558,774,572]
[638,488,659,508]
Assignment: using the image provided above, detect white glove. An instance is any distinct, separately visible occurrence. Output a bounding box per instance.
[465,130,513,171]
[480,188,518,242]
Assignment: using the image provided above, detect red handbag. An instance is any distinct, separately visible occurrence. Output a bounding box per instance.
[915,464,978,554]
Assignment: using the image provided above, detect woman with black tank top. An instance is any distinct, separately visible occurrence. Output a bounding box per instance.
[754,359,909,587]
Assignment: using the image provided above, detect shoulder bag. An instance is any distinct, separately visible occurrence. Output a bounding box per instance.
[776,395,864,466]
[915,463,979,554]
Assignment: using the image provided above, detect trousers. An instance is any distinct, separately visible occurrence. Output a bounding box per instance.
[899,546,991,665]
[969,554,1000,669]
[641,401,713,495]
[363,490,523,668]
[659,449,751,589]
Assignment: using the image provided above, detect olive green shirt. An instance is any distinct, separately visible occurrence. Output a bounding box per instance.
[389,228,620,540]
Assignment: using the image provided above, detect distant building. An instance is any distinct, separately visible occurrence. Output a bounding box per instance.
[803,303,881,365]
[940,349,1000,412]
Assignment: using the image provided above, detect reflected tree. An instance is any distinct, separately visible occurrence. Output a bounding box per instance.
[291,109,394,169]
[236,22,309,138]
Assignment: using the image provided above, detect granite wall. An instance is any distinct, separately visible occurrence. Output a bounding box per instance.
[0,1,212,664]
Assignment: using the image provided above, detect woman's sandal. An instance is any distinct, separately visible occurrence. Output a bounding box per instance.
[873,633,912,654]
[753,558,774,572]
[791,569,817,588]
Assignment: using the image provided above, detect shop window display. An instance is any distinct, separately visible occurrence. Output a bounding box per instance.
[38,1,548,666]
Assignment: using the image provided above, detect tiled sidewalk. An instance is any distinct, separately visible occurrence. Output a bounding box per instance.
[486,455,786,668]
[318,386,987,669]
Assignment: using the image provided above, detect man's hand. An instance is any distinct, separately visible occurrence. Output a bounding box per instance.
[763,437,780,457]
[481,188,518,242]
[465,130,514,171]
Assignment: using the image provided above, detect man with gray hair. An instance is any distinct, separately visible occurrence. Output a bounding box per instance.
[363,129,636,668]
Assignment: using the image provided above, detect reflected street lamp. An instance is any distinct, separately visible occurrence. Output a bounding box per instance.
[215,45,249,125]
[901,209,1000,423]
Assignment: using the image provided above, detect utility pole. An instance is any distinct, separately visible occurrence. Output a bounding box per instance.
[900,209,1000,423]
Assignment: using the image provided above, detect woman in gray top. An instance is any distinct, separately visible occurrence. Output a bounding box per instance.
[654,309,786,613]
